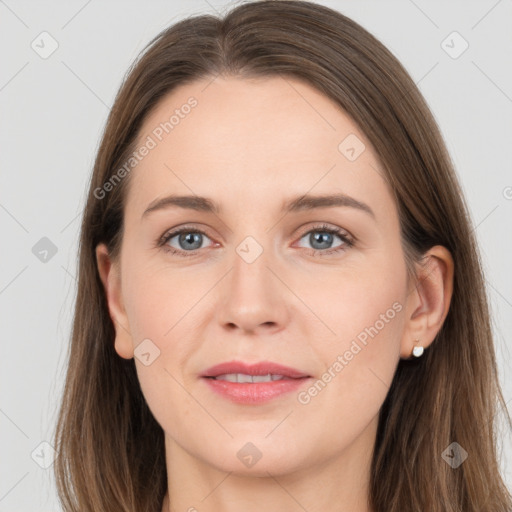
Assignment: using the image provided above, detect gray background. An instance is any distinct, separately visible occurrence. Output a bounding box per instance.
[1,0,511,510]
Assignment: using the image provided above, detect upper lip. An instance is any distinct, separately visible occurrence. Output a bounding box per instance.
[201,360,310,379]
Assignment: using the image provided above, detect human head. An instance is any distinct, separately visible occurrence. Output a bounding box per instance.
[53,2,511,511]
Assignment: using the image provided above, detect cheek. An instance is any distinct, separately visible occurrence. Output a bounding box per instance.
[313,304,404,414]
[294,247,406,350]
[122,260,210,349]
[122,268,204,432]
[121,258,220,400]
[296,249,406,424]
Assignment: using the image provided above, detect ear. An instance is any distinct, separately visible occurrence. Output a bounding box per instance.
[400,245,454,359]
[95,243,134,359]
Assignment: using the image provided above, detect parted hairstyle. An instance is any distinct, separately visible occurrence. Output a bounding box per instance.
[53,1,512,510]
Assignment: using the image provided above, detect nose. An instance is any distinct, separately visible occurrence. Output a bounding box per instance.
[215,239,290,335]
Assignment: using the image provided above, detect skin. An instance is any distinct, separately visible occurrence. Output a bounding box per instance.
[96,76,454,512]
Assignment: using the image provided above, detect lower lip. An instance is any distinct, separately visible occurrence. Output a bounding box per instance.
[202,377,310,404]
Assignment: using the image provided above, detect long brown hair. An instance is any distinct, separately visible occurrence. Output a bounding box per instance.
[53,1,512,510]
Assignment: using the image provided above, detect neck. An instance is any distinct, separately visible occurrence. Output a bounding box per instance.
[161,417,377,512]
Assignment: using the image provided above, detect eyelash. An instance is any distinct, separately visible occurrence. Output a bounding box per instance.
[157,223,354,258]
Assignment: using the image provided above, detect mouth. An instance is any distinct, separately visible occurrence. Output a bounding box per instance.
[205,373,295,383]
[201,360,310,379]
[201,360,311,404]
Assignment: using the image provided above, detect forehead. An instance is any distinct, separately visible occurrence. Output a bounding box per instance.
[125,75,393,221]
[138,75,361,162]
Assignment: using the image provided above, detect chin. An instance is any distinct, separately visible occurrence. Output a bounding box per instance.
[200,439,316,478]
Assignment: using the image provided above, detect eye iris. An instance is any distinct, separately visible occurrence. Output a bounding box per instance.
[168,229,342,253]
[311,232,333,250]
[179,232,202,250]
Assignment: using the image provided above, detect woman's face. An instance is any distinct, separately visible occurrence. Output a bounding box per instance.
[98,76,415,476]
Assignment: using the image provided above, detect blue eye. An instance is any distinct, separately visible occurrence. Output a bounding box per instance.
[296,225,352,255]
[160,229,213,256]
[158,223,353,258]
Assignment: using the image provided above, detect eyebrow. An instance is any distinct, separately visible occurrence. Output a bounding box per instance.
[142,193,375,219]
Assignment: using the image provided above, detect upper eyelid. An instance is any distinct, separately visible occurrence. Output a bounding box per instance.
[160,223,353,246]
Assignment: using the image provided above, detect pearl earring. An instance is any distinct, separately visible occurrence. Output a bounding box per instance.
[412,339,424,357]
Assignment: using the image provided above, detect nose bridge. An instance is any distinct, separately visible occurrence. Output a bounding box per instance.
[231,231,275,304]
[216,229,287,333]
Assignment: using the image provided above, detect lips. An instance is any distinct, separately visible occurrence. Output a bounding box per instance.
[201,360,311,404]
[201,360,310,380]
